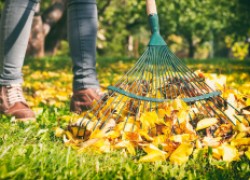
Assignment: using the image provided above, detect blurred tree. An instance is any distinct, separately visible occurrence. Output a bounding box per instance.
[157,0,235,58]
[96,0,240,58]
[226,0,250,58]
[227,0,250,37]
[96,0,147,57]
[1,0,249,58]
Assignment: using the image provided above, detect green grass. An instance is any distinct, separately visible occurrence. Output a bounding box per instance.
[1,115,249,179]
[0,56,249,179]
[185,58,250,75]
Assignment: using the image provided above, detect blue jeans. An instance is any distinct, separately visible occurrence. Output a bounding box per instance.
[0,0,99,90]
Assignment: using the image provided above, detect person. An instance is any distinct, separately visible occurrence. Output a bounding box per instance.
[0,0,103,121]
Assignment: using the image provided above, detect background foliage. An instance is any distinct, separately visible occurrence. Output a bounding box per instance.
[0,0,249,59]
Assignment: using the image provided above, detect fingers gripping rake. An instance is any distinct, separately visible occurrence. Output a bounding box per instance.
[69,0,249,140]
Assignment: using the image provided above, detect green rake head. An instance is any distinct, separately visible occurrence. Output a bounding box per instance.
[107,4,221,104]
[68,0,249,140]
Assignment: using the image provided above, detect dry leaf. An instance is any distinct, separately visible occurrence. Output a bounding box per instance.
[169,142,194,165]
[196,118,218,131]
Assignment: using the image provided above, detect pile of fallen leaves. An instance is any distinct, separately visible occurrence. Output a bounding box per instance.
[55,71,250,165]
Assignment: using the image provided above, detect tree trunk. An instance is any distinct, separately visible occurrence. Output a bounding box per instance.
[187,37,195,58]
[134,37,139,58]
[45,11,67,54]
[42,0,66,37]
[27,4,44,57]
[26,0,67,57]
[127,35,133,57]
[27,14,45,57]
[209,39,214,58]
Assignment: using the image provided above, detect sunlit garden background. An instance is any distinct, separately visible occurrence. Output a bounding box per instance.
[0,0,250,179]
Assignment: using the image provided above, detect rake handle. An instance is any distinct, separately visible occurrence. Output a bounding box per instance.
[146,0,157,15]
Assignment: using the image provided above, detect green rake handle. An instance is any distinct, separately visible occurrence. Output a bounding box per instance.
[146,0,166,46]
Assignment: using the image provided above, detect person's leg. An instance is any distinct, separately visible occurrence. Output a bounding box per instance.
[68,0,103,113]
[67,0,99,91]
[0,0,40,84]
[0,0,40,121]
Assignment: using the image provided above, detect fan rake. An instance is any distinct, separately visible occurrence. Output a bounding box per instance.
[68,0,249,141]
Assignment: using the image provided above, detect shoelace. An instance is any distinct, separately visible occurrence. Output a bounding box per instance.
[7,84,26,106]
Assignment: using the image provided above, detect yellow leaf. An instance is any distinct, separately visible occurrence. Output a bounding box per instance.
[169,142,194,165]
[100,118,116,133]
[231,138,250,146]
[33,107,43,115]
[59,115,72,122]
[94,139,111,153]
[173,99,189,111]
[65,131,74,140]
[69,126,85,137]
[106,130,121,139]
[56,91,68,101]
[90,129,105,139]
[139,144,168,162]
[139,152,166,163]
[116,121,139,132]
[220,143,239,162]
[152,135,167,147]
[246,98,250,106]
[143,144,168,155]
[235,123,248,132]
[170,134,196,143]
[224,109,238,125]
[202,137,222,147]
[139,130,154,141]
[114,141,136,155]
[176,111,189,124]
[196,118,218,131]
[140,111,161,128]
[78,138,100,153]
[227,94,236,108]
[235,132,247,139]
[195,139,203,149]
[194,70,205,79]
[122,132,141,142]
[215,76,227,90]
[54,127,65,138]
[182,121,196,134]
[158,108,170,119]
[245,148,250,160]
[212,148,222,160]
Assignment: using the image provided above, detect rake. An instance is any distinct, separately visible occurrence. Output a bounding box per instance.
[68,0,249,140]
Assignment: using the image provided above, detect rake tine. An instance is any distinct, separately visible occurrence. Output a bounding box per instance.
[218,96,250,125]
[208,97,239,125]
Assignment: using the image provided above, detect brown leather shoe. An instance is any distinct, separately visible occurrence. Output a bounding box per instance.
[0,84,35,122]
[70,88,105,114]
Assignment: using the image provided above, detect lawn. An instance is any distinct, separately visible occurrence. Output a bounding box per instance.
[0,56,249,179]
